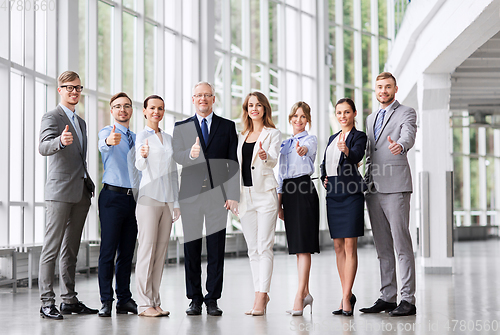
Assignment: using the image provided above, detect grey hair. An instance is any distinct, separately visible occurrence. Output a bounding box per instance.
[192,81,215,96]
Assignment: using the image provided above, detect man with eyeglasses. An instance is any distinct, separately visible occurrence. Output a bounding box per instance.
[173,82,240,316]
[96,92,139,317]
[38,71,97,320]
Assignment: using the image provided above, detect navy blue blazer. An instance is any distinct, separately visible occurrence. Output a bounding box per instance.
[172,113,240,203]
[320,127,367,195]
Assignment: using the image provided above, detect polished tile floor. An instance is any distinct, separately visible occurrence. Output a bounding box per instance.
[2,239,500,335]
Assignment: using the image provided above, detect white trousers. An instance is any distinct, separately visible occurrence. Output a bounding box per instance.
[240,187,278,293]
[135,198,173,313]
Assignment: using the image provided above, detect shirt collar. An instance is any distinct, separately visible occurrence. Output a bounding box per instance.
[59,103,77,120]
[145,125,161,133]
[114,122,129,134]
[379,100,396,113]
[293,130,309,139]
[195,111,214,124]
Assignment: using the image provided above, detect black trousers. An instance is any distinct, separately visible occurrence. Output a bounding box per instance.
[98,187,137,304]
[181,190,228,303]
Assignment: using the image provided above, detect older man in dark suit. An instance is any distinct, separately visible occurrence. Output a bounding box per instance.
[173,82,239,316]
[38,71,97,319]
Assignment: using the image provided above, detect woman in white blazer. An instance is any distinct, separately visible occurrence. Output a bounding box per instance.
[237,92,281,316]
[135,95,181,317]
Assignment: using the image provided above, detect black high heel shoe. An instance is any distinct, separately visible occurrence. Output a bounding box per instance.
[342,294,356,316]
[332,300,343,315]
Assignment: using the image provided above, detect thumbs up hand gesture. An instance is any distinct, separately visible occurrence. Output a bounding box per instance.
[190,137,201,159]
[258,141,267,160]
[140,139,149,158]
[60,125,73,146]
[387,136,402,155]
[337,132,348,155]
[295,140,308,157]
[105,125,122,146]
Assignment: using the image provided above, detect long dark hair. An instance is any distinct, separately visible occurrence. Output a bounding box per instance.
[241,92,276,134]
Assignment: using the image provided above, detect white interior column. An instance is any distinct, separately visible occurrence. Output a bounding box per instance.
[417,73,453,273]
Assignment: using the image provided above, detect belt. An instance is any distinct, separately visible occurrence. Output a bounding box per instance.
[104,184,133,196]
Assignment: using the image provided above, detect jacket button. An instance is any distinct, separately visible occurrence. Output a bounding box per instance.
[374,148,378,151]
[251,167,255,170]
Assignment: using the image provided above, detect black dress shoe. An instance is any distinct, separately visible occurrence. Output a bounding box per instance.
[342,294,357,316]
[359,299,397,313]
[60,301,99,315]
[186,301,203,315]
[205,300,223,316]
[40,305,63,320]
[116,299,138,314]
[389,300,416,316]
[98,301,112,317]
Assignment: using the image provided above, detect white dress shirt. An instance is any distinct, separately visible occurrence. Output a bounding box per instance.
[325,131,350,176]
[135,126,179,208]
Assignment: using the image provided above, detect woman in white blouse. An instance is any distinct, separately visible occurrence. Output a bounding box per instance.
[237,92,281,316]
[135,95,181,317]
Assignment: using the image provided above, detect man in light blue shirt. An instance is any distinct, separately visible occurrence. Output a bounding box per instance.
[97,92,138,317]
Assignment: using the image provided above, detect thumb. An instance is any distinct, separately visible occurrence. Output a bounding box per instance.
[195,137,200,145]
[296,141,300,148]
[145,139,148,146]
[259,141,263,150]
[387,136,394,144]
[64,125,69,132]
[342,132,346,141]
[111,125,116,133]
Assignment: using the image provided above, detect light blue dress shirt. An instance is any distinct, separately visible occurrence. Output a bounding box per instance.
[277,130,317,193]
[195,112,214,133]
[98,123,136,188]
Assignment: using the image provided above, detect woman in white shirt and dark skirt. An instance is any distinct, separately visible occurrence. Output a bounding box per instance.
[320,98,367,317]
[277,101,320,316]
[135,95,181,317]
[237,92,281,316]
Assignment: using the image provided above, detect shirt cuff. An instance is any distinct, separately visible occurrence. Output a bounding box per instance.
[398,142,405,154]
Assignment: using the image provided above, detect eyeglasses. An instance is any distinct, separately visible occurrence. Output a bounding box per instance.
[112,104,133,110]
[193,94,213,98]
[60,85,84,92]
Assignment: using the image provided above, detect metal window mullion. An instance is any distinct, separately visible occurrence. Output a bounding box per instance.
[85,0,99,240]
[494,129,500,227]
[386,0,395,49]
[462,113,471,226]
[335,0,343,99]
[241,0,251,95]
[370,0,379,112]
[174,0,183,115]
[157,0,165,108]
[0,5,10,245]
[113,0,123,92]
[353,0,363,130]
[277,1,286,131]
[260,0,270,97]
[478,127,487,225]
[223,0,231,119]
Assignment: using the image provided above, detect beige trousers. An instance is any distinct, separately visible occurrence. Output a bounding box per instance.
[135,198,173,313]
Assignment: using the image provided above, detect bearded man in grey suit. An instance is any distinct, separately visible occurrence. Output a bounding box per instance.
[360,72,417,317]
[38,71,98,320]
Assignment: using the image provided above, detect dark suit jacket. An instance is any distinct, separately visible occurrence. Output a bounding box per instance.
[172,113,239,203]
[39,105,94,203]
[320,127,367,195]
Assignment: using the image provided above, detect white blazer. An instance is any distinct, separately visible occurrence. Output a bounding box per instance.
[237,127,281,217]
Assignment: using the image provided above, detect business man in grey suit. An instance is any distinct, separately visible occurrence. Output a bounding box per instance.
[360,72,417,317]
[38,71,98,320]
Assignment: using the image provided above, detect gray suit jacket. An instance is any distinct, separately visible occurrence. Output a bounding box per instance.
[39,105,94,203]
[365,100,417,194]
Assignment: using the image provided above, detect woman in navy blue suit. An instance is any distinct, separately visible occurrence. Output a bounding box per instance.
[321,98,367,316]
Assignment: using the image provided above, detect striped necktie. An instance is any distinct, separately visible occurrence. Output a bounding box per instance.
[374,109,386,141]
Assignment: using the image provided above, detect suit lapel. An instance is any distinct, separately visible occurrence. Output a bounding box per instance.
[252,127,270,164]
[206,113,220,148]
[57,106,83,154]
[375,100,399,144]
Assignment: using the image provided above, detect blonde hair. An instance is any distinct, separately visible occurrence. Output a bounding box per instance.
[288,101,312,128]
[376,72,397,86]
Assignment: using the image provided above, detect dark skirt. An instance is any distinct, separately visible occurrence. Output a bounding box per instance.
[282,175,320,254]
[326,176,364,239]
